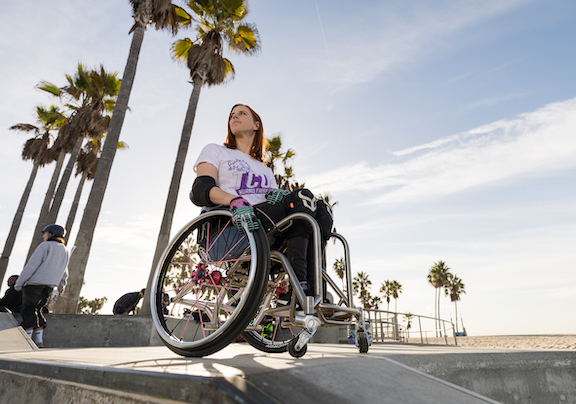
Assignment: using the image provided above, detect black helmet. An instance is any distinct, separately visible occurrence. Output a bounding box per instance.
[43,224,65,238]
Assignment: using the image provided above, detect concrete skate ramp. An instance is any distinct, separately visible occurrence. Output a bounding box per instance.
[0,344,500,404]
[1,344,575,403]
[0,312,37,353]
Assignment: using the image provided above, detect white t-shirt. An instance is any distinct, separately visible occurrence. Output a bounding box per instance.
[194,143,277,205]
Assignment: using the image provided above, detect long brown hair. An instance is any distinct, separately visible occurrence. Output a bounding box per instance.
[47,235,65,244]
[224,104,266,162]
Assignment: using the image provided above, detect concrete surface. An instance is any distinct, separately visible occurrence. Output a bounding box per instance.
[390,350,576,404]
[2,313,575,403]
[0,312,37,353]
[40,314,344,348]
[1,343,503,404]
[42,314,163,348]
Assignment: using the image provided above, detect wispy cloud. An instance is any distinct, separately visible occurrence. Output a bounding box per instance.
[307,97,576,205]
[460,92,532,111]
[318,0,533,91]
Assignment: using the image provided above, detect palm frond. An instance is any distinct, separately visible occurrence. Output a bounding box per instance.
[172,38,194,61]
[36,81,61,97]
[9,123,38,133]
[175,5,193,26]
[226,23,259,54]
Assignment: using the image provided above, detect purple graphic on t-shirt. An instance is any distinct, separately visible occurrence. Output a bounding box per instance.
[238,172,271,195]
[228,159,250,173]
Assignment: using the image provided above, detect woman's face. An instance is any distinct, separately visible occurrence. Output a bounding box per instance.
[229,105,259,136]
[42,232,49,242]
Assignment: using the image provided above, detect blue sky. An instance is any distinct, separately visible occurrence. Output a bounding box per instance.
[1,0,575,336]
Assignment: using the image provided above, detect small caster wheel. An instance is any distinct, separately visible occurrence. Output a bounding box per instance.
[358,332,369,353]
[288,338,307,358]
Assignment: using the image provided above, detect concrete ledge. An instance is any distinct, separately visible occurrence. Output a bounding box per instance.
[41,314,344,348]
[0,358,271,404]
[388,350,576,404]
[0,368,178,404]
[43,314,163,348]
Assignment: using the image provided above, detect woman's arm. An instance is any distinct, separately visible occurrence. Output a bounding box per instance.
[196,162,238,206]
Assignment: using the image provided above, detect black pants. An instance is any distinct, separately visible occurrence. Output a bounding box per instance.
[21,285,52,329]
[254,189,333,290]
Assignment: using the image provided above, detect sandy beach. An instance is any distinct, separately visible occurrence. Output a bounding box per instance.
[406,334,576,350]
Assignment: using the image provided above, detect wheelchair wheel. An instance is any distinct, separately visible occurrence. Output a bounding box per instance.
[240,271,304,353]
[288,337,307,358]
[241,318,301,354]
[151,210,270,357]
[358,332,369,353]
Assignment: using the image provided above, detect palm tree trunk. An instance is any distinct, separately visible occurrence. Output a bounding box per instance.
[437,289,442,337]
[433,288,438,337]
[0,164,39,284]
[53,24,145,314]
[454,301,459,334]
[26,150,66,261]
[45,136,84,226]
[64,172,87,241]
[141,77,203,314]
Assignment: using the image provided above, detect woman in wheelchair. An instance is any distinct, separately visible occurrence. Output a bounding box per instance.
[191,104,333,300]
[152,104,368,357]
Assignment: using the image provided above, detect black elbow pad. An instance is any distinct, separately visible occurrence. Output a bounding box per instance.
[191,176,217,207]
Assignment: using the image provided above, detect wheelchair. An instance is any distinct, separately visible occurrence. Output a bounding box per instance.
[150,208,370,358]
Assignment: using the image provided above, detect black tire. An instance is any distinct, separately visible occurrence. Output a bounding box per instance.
[241,272,304,353]
[358,332,369,353]
[288,338,307,358]
[241,318,301,354]
[151,210,270,357]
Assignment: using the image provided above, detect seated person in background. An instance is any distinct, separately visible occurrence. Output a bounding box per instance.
[0,275,22,313]
[113,289,145,315]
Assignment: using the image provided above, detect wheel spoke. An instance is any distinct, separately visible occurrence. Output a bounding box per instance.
[151,211,270,357]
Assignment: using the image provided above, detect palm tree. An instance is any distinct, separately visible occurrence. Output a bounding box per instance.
[403,312,413,339]
[57,0,185,314]
[26,64,120,259]
[380,280,393,312]
[265,134,300,190]
[427,260,451,336]
[63,140,129,241]
[318,192,338,209]
[380,279,401,335]
[44,65,120,224]
[333,257,345,290]
[0,107,65,284]
[352,271,372,308]
[444,273,466,334]
[390,279,402,312]
[367,293,381,310]
[142,0,260,314]
[64,147,98,241]
[22,136,68,261]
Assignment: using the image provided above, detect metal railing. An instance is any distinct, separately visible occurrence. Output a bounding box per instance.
[362,309,457,346]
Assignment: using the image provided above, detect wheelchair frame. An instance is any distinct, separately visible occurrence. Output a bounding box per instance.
[150,209,370,358]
